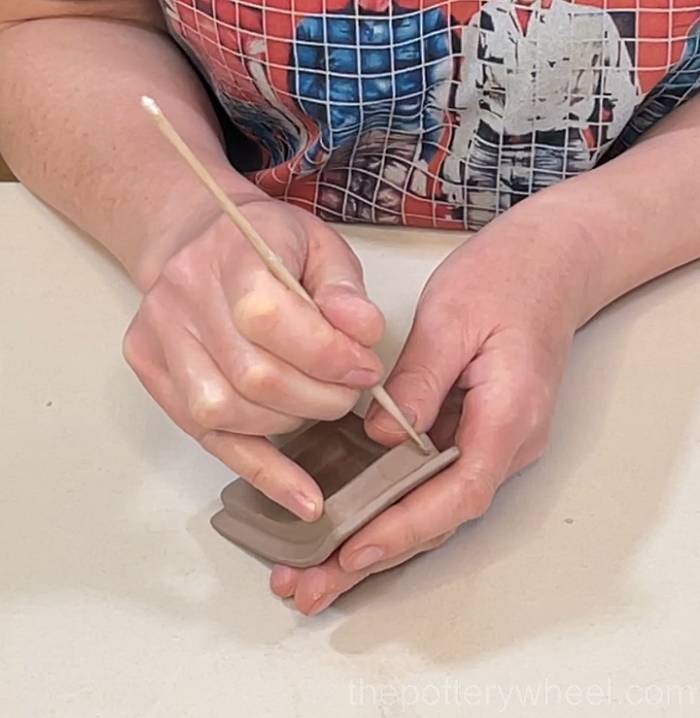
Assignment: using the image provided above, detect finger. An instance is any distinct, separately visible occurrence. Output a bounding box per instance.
[160,325,305,435]
[302,225,385,348]
[507,427,548,476]
[132,287,296,435]
[340,387,524,572]
[269,564,303,598]
[227,346,361,421]
[201,432,323,521]
[123,313,167,374]
[122,318,202,437]
[219,207,384,349]
[188,285,362,421]
[428,387,465,450]
[232,278,383,388]
[126,314,322,521]
[364,306,474,445]
[292,532,454,615]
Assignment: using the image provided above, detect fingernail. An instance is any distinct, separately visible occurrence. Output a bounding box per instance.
[323,284,377,315]
[326,279,362,297]
[270,567,294,596]
[293,492,320,521]
[308,592,341,616]
[347,545,384,571]
[342,368,381,387]
[372,406,417,434]
[366,402,379,421]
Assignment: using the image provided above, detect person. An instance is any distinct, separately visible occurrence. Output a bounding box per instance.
[1,0,700,617]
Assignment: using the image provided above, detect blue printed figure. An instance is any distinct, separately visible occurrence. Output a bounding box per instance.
[290,0,452,170]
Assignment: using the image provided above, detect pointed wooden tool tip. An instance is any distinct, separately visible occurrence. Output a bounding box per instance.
[412,430,432,455]
[370,384,429,454]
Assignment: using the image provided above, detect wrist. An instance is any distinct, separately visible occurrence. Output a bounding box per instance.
[473,189,600,333]
[130,172,269,292]
[537,173,645,326]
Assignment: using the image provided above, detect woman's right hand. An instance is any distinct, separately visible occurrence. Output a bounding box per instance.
[123,198,385,521]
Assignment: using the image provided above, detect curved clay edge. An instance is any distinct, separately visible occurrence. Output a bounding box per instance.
[212,445,460,567]
[309,446,461,566]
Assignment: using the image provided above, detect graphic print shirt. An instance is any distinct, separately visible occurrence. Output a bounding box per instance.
[159,0,700,229]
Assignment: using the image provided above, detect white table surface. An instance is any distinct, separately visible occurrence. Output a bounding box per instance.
[1,184,699,717]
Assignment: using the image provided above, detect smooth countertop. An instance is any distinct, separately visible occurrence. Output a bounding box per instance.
[1,184,699,716]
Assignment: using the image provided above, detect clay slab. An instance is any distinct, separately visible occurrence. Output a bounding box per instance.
[211,413,460,567]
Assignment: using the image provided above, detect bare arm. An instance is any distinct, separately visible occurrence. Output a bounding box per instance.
[0,1,264,289]
[0,2,388,523]
[553,93,700,323]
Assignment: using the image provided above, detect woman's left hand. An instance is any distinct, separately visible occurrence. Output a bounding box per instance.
[269,193,595,615]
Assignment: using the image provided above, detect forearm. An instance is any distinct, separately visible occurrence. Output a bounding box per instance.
[0,17,264,289]
[545,94,700,325]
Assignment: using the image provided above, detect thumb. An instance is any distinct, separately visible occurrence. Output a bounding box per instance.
[302,227,385,348]
[365,308,473,445]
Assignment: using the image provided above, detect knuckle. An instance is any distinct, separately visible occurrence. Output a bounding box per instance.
[466,476,496,517]
[520,435,548,467]
[233,292,280,337]
[160,250,200,290]
[121,326,141,370]
[314,326,345,364]
[136,290,170,332]
[500,397,522,430]
[468,483,495,518]
[301,327,341,377]
[452,470,496,522]
[137,291,159,322]
[199,430,218,453]
[509,369,555,431]
[486,383,522,429]
[528,384,554,429]
[189,394,231,430]
[486,377,551,435]
[236,363,280,399]
[425,530,455,552]
[122,320,157,378]
[530,433,548,462]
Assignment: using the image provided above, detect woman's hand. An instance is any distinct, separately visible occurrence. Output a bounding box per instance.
[270,194,594,614]
[123,198,385,521]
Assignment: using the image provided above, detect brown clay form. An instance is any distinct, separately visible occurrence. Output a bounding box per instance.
[211,413,460,567]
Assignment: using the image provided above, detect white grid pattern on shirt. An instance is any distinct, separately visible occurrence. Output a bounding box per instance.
[164,0,700,228]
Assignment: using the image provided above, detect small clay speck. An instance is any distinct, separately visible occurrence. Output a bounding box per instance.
[45,401,53,407]
[564,518,574,525]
